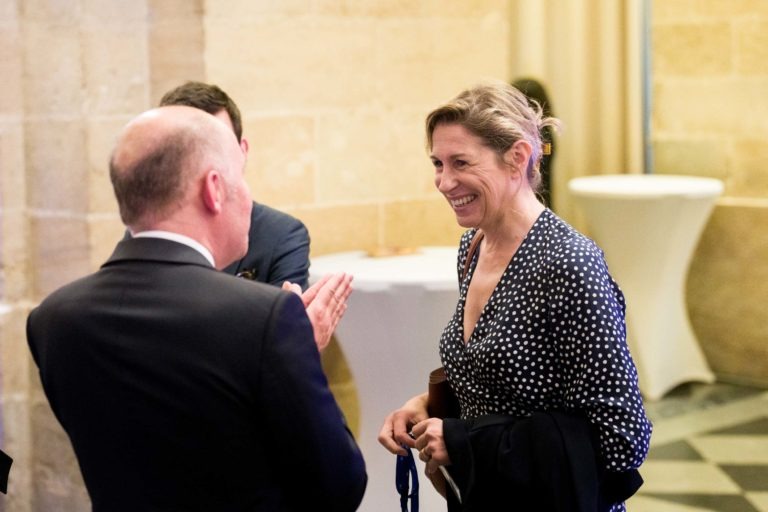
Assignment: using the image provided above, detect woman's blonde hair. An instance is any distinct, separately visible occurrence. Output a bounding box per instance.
[426,81,560,191]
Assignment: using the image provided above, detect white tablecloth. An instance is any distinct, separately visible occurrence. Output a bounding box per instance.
[569,174,723,400]
[310,247,459,512]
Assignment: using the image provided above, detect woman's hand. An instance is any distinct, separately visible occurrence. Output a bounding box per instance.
[378,393,429,456]
[412,417,451,475]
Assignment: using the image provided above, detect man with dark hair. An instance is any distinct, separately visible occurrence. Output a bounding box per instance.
[160,81,246,140]
[157,81,310,288]
[27,106,367,511]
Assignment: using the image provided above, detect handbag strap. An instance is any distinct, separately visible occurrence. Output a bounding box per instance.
[461,230,484,281]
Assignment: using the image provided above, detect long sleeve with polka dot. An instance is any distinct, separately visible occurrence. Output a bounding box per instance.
[439,210,651,510]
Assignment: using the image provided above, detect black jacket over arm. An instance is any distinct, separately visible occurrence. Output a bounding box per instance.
[442,412,642,512]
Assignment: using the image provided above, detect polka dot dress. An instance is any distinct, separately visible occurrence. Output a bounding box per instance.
[440,209,652,512]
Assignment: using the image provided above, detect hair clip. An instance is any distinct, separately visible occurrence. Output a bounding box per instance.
[542,142,552,156]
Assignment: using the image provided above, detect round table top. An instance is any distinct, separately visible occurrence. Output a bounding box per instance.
[309,246,458,291]
[569,174,724,199]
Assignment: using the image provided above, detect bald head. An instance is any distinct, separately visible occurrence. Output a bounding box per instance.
[110,106,241,230]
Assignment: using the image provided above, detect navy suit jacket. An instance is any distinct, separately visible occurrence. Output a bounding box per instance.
[27,237,366,511]
[224,202,310,289]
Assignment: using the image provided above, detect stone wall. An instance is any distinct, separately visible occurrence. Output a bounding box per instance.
[651,0,768,386]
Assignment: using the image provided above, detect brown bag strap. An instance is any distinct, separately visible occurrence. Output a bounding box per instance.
[461,230,484,281]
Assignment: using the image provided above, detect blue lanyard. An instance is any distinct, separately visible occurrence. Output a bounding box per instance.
[395,446,419,512]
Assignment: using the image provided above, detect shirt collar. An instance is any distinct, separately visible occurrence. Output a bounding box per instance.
[133,230,215,267]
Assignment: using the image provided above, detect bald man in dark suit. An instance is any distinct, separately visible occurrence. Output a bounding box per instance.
[27,106,366,511]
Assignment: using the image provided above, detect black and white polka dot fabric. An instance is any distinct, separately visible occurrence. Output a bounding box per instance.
[439,209,652,511]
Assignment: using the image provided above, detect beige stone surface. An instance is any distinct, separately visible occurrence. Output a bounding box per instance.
[207,18,378,112]
[382,197,465,249]
[0,212,29,303]
[30,400,90,511]
[81,26,149,116]
[29,217,91,300]
[427,16,510,102]
[244,116,316,207]
[654,23,731,76]
[206,0,313,18]
[654,79,768,135]
[0,396,32,512]
[0,23,23,117]
[736,20,768,75]
[0,125,25,211]
[24,120,88,212]
[313,0,423,17]
[291,204,380,257]
[315,108,432,202]
[371,21,441,108]
[731,139,768,197]
[80,0,147,25]
[314,0,508,18]
[652,139,729,182]
[687,205,768,386]
[19,0,79,23]
[21,22,83,117]
[653,0,768,20]
[214,0,510,19]
[0,306,31,395]
[420,0,510,17]
[149,20,205,105]
[0,0,18,26]
[86,119,126,214]
[148,0,201,18]
[148,0,204,104]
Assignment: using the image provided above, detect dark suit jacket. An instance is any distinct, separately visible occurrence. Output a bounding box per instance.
[223,202,310,289]
[27,237,366,512]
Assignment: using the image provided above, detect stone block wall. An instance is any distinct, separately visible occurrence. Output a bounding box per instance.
[652,0,768,386]
[203,1,510,256]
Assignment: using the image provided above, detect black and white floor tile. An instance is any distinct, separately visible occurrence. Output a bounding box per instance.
[628,383,768,512]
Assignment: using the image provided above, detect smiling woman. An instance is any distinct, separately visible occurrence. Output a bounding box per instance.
[430,123,524,230]
[378,81,652,512]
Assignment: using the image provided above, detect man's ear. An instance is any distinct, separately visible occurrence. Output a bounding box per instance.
[201,170,224,214]
[239,136,250,155]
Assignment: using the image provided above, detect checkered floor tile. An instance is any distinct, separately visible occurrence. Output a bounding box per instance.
[627,388,768,512]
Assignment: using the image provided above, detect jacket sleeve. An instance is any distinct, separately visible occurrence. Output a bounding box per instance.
[258,292,366,511]
[266,220,310,290]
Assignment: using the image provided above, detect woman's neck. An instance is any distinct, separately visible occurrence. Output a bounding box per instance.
[479,192,545,254]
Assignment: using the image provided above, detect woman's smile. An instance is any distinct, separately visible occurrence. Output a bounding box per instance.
[450,194,478,208]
